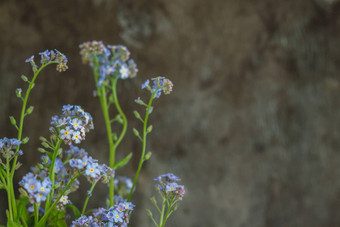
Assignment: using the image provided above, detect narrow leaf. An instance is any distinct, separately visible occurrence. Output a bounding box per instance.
[66,204,81,219]
[113,153,133,169]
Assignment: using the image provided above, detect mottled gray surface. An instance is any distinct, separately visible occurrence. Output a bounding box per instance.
[1,0,340,226]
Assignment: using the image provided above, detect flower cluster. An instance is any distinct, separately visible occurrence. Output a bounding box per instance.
[69,155,114,183]
[71,202,135,227]
[25,49,68,72]
[0,137,22,159]
[154,173,185,200]
[19,172,52,204]
[28,154,79,207]
[141,77,173,98]
[50,105,94,145]
[65,145,88,159]
[79,41,138,86]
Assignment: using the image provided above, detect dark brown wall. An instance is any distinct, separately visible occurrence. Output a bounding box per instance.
[1,0,340,226]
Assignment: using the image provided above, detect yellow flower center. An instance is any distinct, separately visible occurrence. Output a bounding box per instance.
[30,185,35,190]
[82,162,86,166]
[39,193,43,197]
[41,187,45,191]
[90,168,94,172]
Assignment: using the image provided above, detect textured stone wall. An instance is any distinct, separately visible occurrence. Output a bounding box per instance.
[0,0,340,226]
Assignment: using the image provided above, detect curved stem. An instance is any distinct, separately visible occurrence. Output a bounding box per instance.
[127,93,155,201]
[111,77,128,153]
[8,61,56,220]
[81,181,97,215]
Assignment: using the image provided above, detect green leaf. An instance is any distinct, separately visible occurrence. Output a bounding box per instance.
[16,197,29,222]
[7,220,21,227]
[66,204,81,219]
[113,153,132,169]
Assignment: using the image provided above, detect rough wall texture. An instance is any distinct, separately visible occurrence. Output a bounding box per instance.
[0,0,340,226]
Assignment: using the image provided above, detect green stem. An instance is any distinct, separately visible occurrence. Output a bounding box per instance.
[109,77,128,206]
[6,158,13,221]
[98,85,116,206]
[0,170,7,190]
[34,203,40,227]
[81,181,98,215]
[8,61,56,220]
[111,77,128,153]
[45,138,62,212]
[49,139,63,199]
[127,93,155,201]
[159,198,166,227]
[37,173,81,226]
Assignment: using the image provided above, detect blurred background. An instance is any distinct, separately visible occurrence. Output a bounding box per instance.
[1,0,340,226]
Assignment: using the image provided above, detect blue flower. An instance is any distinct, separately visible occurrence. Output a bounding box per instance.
[141,80,149,89]
[154,173,181,182]
[16,88,22,97]
[112,210,123,223]
[119,64,129,79]
[140,77,173,98]
[25,55,34,63]
[59,195,69,205]
[85,162,100,178]
[19,173,52,204]
[60,127,72,140]
[71,119,82,130]
[39,50,51,64]
[51,105,94,145]
[165,182,178,192]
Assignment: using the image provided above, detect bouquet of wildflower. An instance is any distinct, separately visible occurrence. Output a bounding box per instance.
[0,41,185,227]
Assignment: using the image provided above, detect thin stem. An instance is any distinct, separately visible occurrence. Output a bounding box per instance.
[111,77,128,153]
[81,181,98,215]
[159,198,166,227]
[8,61,56,220]
[49,138,63,201]
[0,170,7,190]
[127,92,155,201]
[34,203,40,227]
[6,158,13,221]
[38,173,81,227]
[98,85,115,206]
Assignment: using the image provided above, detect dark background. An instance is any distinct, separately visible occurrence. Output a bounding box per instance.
[1,0,340,226]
